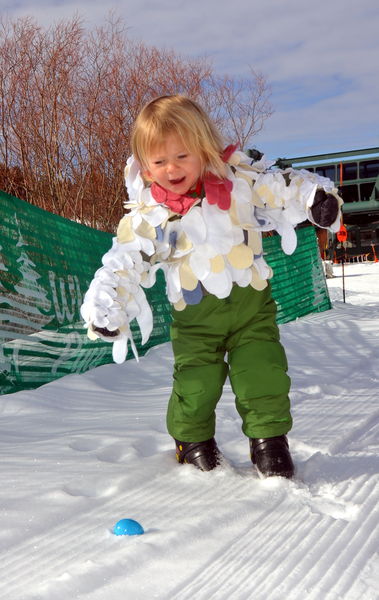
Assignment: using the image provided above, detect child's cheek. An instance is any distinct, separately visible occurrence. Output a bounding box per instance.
[142,170,153,183]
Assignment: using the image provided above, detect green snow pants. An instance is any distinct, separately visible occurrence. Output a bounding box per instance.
[167,284,292,442]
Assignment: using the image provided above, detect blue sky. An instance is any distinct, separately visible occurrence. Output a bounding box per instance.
[2,0,379,159]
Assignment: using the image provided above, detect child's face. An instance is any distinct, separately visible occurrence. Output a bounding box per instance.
[143,133,202,195]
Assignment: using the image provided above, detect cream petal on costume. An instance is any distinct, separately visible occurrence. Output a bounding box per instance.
[117,217,135,243]
[173,297,187,311]
[247,230,263,255]
[250,266,268,291]
[135,219,156,240]
[179,259,200,291]
[227,244,254,269]
[210,255,225,273]
[254,177,276,206]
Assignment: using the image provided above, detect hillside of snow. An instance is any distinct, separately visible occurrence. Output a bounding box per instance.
[0,262,378,600]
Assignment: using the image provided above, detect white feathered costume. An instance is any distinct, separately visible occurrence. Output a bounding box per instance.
[80,149,342,363]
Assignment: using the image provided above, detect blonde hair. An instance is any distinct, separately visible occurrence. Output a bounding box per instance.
[131,95,227,178]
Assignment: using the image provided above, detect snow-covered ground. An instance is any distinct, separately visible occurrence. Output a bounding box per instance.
[1,262,378,600]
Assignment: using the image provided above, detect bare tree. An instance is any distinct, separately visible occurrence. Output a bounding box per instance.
[0,14,273,232]
[0,15,85,214]
[204,68,273,149]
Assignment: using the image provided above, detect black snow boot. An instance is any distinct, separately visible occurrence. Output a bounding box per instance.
[249,435,294,479]
[175,438,222,471]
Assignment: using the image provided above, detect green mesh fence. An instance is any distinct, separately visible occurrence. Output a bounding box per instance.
[265,226,331,324]
[0,190,330,394]
[0,190,171,394]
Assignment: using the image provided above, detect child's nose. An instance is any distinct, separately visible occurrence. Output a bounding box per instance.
[167,161,178,174]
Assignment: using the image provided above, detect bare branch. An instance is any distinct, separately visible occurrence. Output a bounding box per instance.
[0,14,273,231]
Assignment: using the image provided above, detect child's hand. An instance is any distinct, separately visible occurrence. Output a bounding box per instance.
[310,189,339,227]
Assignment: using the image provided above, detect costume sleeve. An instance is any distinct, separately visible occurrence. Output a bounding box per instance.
[230,152,343,255]
[80,216,159,364]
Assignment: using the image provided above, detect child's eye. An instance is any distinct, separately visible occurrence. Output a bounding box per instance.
[178,154,188,159]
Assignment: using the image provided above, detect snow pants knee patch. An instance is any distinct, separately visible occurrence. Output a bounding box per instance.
[167,361,228,442]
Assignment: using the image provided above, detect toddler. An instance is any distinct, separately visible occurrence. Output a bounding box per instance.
[81,95,342,478]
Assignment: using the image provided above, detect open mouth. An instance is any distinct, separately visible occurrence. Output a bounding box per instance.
[169,177,185,186]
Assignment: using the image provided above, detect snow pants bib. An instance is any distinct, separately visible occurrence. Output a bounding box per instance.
[167,284,292,442]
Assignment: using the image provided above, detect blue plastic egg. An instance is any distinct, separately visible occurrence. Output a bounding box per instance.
[113,518,144,536]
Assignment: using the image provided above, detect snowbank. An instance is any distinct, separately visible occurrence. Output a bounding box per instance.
[0,263,378,599]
